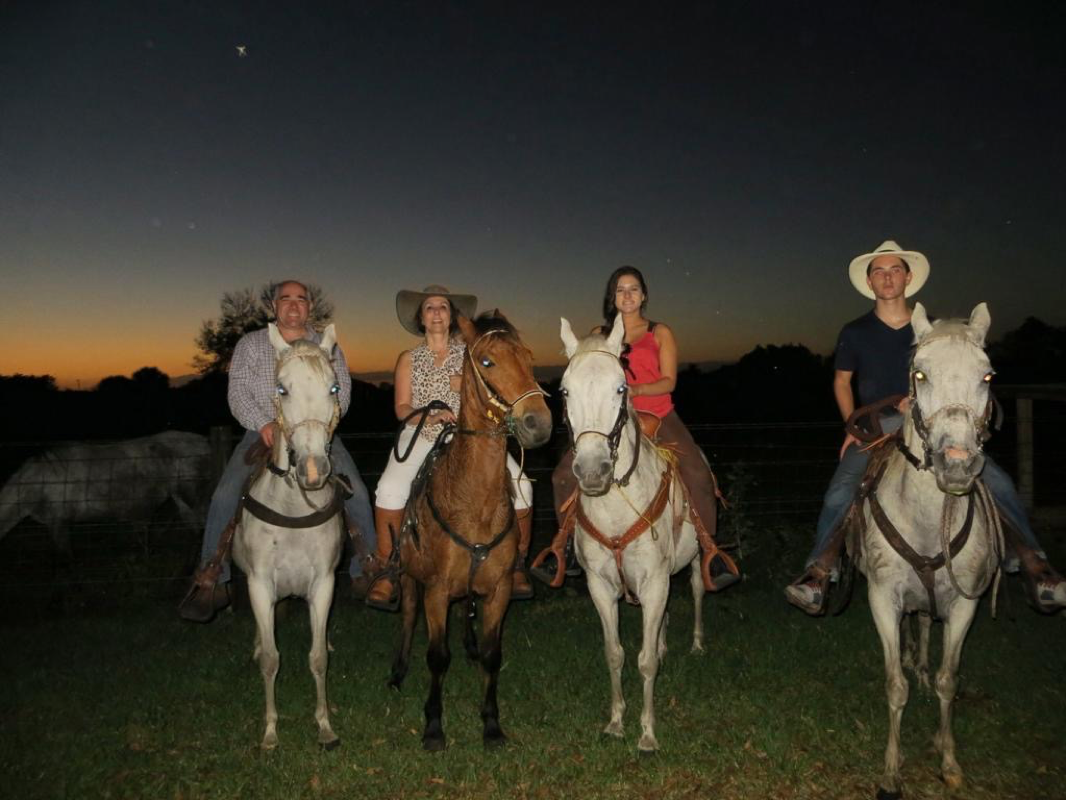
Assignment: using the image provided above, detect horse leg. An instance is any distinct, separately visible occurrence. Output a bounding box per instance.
[421,584,451,751]
[869,588,906,799]
[479,584,510,748]
[636,578,669,754]
[388,574,419,690]
[308,576,339,750]
[247,580,280,750]
[587,571,625,738]
[915,612,932,691]
[934,600,978,790]
[463,598,479,661]
[689,554,706,655]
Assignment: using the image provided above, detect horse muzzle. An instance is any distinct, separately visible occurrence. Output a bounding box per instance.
[295,453,332,490]
[930,447,985,495]
[513,400,552,448]
[573,452,613,497]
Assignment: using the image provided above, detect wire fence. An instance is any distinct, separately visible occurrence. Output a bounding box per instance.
[2,404,1064,592]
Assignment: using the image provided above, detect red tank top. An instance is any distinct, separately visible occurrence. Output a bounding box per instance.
[625,326,674,418]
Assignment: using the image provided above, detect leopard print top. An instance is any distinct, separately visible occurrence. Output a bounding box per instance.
[409,340,465,442]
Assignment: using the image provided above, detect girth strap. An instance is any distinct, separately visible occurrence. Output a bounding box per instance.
[868,481,976,620]
[577,466,673,604]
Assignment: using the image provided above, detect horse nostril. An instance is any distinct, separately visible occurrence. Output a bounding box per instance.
[522,413,538,431]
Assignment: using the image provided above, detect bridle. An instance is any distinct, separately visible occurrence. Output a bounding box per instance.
[899,344,994,473]
[465,329,549,433]
[269,347,341,477]
[562,349,641,488]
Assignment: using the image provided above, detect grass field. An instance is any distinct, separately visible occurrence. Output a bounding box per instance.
[2,519,1065,800]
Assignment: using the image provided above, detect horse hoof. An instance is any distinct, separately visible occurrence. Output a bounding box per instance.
[320,737,340,752]
[876,788,902,800]
[422,735,446,752]
[942,772,963,790]
[483,732,508,749]
[637,747,659,759]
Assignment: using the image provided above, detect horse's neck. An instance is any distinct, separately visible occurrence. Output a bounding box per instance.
[437,375,509,505]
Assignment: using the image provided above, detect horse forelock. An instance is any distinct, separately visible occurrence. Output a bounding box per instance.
[915,319,984,350]
[276,339,334,379]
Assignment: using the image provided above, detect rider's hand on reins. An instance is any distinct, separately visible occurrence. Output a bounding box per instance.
[840,432,860,461]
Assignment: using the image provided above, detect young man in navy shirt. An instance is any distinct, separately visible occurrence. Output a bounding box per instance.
[786,241,1066,615]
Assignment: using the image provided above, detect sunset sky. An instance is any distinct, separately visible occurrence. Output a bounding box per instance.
[2,2,1063,388]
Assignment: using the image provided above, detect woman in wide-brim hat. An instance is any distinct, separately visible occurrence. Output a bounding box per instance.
[367,285,536,609]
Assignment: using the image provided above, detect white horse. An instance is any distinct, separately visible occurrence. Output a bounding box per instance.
[559,315,706,754]
[0,431,210,553]
[232,323,347,751]
[857,303,1000,799]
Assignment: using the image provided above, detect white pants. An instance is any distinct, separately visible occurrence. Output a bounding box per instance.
[375,426,532,511]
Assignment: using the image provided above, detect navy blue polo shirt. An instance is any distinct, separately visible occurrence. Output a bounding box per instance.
[834,311,913,407]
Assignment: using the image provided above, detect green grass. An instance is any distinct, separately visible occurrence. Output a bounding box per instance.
[2,522,1064,800]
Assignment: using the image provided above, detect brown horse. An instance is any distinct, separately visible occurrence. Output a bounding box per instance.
[387,311,552,750]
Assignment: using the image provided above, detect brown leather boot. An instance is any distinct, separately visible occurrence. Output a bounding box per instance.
[1005,524,1066,614]
[366,506,404,612]
[511,508,534,601]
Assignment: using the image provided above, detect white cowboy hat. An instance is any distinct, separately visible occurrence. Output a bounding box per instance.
[395,285,478,336]
[848,240,930,299]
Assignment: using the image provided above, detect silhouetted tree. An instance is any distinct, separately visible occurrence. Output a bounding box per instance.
[193,283,334,374]
[987,317,1066,384]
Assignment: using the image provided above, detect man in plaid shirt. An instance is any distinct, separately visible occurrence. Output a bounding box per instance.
[180,280,376,622]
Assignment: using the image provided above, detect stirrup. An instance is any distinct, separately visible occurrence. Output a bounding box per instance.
[784,568,831,616]
[178,578,230,623]
[365,574,401,612]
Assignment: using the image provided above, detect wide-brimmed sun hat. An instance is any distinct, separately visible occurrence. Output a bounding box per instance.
[848,240,930,299]
[395,285,478,336]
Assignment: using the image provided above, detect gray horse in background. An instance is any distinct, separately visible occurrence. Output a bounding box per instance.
[0,431,210,553]
[857,303,1000,799]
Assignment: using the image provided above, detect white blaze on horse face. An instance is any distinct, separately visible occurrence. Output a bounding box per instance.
[273,337,339,491]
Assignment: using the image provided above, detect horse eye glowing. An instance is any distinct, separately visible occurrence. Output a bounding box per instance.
[480,357,494,368]
[617,384,626,394]
[983,372,994,383]
[913,371,926,382]
[559,387,569,397]
[276,385,288,396]
[330,384,340,394]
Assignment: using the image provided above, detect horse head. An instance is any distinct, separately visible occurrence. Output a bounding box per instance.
[457,311,552,448]
[268,323,341,491]
[908,303,994,495]
[559,313,630,496]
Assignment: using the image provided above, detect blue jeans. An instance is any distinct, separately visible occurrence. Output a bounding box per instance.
[199,430,377,582]
[806,418,1044,568]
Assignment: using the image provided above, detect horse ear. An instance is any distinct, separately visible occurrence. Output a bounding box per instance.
[911,303,932,341]
[319,324,336,355]
[968,303,991,346]
[457,314,477,346]
[606,313,625,354]
[560,318,579,358]
[268,322,290,356]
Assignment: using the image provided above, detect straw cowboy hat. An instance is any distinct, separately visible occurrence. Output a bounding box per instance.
[395,285,478,335]
[848,240,930,299]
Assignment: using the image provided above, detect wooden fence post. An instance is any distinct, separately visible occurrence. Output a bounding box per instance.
[209,426,234,484]
[1015,397,1034,511]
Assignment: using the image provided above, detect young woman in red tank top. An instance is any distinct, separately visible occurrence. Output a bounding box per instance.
[541,266,740,590]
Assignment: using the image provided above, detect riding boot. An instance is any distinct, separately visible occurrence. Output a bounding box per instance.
[511,509,534,600]
[1003,523,1066,613]
[366,506,404,612]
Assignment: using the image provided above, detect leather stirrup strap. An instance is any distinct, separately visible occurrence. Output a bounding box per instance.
[530,488,580,588]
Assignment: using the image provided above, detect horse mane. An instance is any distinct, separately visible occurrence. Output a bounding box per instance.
[573,331,614,357]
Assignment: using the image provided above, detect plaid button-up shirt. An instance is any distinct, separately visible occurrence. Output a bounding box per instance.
[227,326,352,433]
